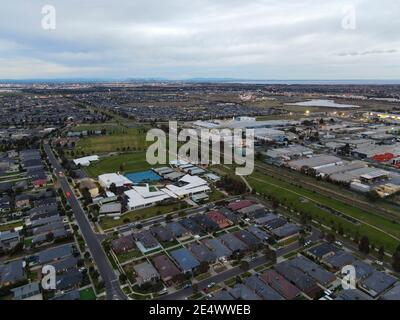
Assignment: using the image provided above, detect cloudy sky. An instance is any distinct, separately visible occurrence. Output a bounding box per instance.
[0,0,399,79]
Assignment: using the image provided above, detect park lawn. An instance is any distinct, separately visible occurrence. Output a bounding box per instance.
[0,221,24,232]
[79,287,97,300]
[207,189,225,202]
[69,122,124,133]
[247,170,400,253]
[74,128,149,154]
[85,152,150,177]
[100,202,189,230]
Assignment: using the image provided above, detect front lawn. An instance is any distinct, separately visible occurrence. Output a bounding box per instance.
[79,287,97,300]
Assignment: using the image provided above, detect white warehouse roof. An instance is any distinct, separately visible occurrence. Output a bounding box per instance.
[73,155,99,167]
[98,173,132,188]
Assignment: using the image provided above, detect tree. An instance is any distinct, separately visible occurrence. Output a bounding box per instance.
[326,233,335,243]
[392,250,400,272]
[358,236,370,254]
[197,261,210,274]
[119,274,127,283]
[240,260,250,271]
[378,246,385,261]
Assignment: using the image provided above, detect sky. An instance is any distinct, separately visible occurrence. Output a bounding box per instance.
[0,0,399,80]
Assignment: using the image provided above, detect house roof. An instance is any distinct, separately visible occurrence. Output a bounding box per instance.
[261,269,300,300]
[352,260,375,281]
[272,223,299,238]
[11,282,40,300]
[227,200,253,211]
[170,248,200,271]
[335,289,373,300]
[188,243,217,263]
[151,226,174,242]
[56,268,82,291]
[166,222,188,237]
[134,262,159,281]
[229,283,261,300]
[151,255,180,281]
[111,235,135,253]
[207,211,232,229]
[0,260,25,285]
[244,275,283,300]
[324,251,355,269]
[99,202,122,215]
[381,283,400,300]
[289,256,336,286]
[247,225,269,241]
[274,261,318,293]
[359,271,397,297]
[37,244,74,264]
[307,242,339,259]
[218,233,248,252]
[233,230,261,247]
[202,238,232,259]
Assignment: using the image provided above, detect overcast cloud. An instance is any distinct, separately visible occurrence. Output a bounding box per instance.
[0,0,399,79]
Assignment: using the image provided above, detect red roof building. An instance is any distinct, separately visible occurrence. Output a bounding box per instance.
[207,211,232,229]
[227,200,253,211]
[32,179,47,188]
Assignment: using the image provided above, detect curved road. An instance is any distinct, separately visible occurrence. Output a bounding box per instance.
[44,143,127,300]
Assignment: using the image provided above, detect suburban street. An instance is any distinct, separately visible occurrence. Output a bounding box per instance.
[43,143,127,300]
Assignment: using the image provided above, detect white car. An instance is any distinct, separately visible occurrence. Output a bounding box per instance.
[335,241,343,247]
[207,282,215,288]
[375,260,384,266]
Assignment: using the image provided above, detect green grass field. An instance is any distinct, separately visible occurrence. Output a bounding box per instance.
[100,202,189,230]
[85,152,150,177]
[212,165,400,253]
[0,221,24,232]
[79,288,97,300]
[247,170,400,252]
[116,249,143,263]
[74,128,149,154]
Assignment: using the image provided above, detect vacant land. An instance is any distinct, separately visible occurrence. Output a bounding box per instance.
[100,202,189,230]
[85,152,150,177]
[74,128,149,154]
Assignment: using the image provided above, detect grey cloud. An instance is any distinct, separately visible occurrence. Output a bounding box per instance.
[0,0,399,79]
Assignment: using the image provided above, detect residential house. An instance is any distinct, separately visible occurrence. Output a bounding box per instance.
[261,269,300,300]
[11,282,42,300]
[134,262,160,286]
[151,255,180,286]
[170,248,200,273]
